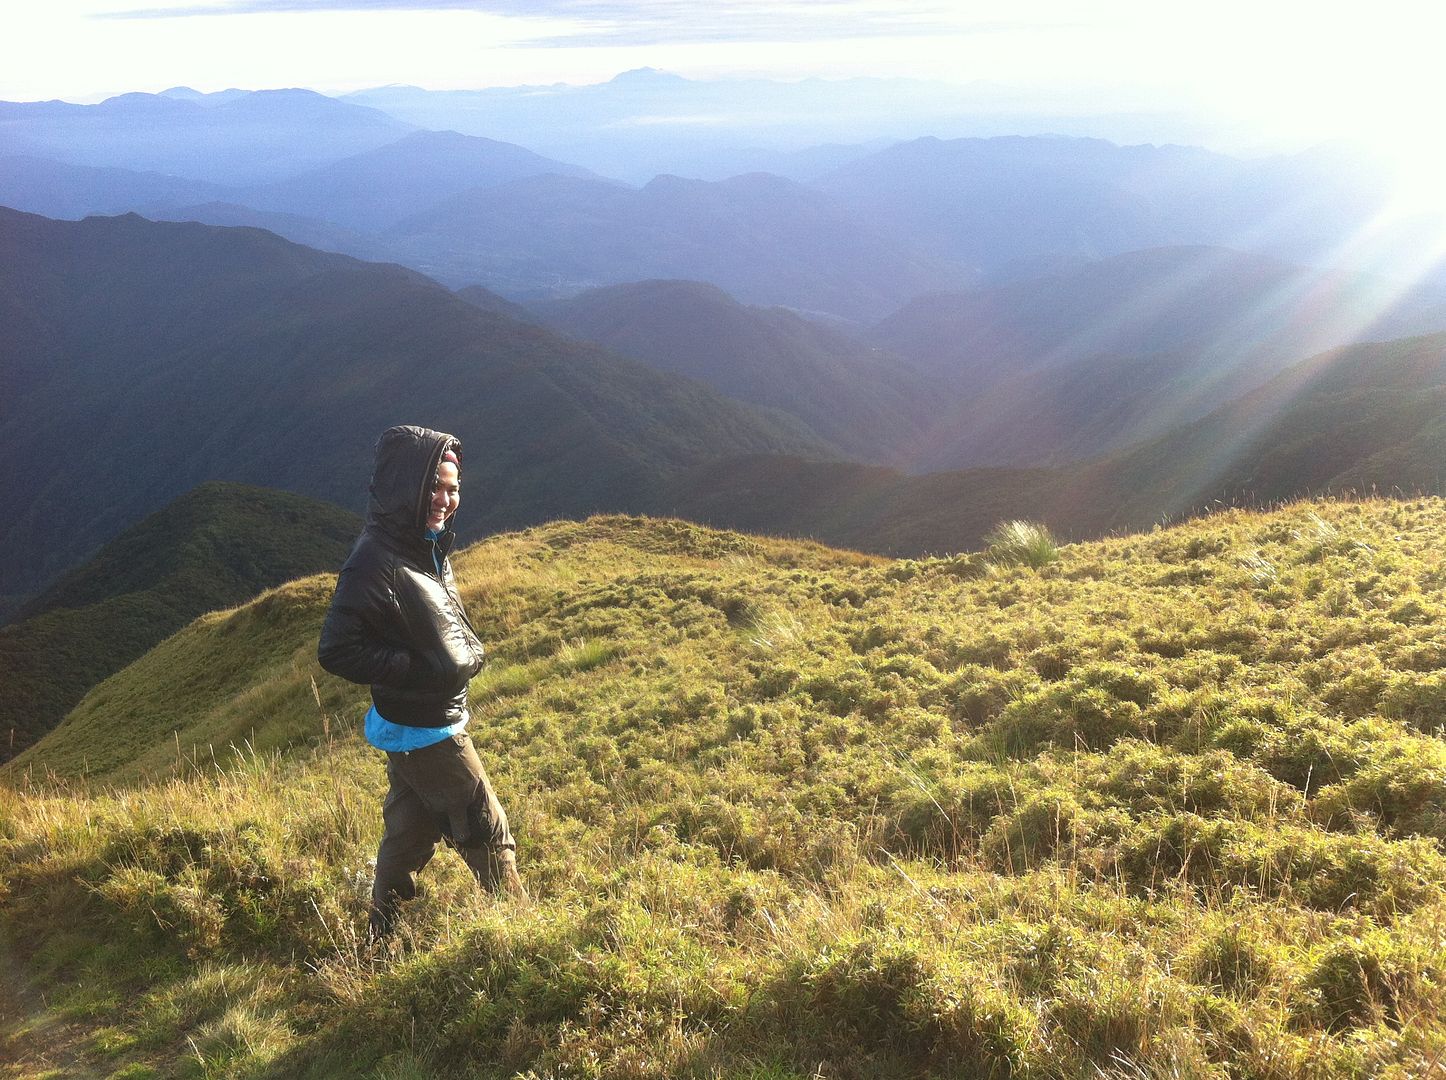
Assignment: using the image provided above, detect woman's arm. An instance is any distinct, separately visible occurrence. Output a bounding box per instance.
[317,555,413,687]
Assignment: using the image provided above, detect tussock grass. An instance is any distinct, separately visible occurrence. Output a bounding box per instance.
[4,506,1446,1078]
[983,520,1061,569]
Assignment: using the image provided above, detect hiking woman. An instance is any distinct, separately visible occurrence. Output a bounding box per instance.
[319,425,526,938]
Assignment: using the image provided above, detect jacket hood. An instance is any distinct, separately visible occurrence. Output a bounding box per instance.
[366,425,461,543]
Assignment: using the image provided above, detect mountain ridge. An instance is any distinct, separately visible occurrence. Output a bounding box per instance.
[0,481,359,760]
[534,278,941,462]
[662,330,1446,554]
[0,207,830,600]
[4,502,1443,1075]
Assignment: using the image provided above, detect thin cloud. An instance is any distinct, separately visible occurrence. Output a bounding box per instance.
[94,0,1048,47]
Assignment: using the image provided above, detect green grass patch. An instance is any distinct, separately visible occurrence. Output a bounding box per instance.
[5,504,1446,1077]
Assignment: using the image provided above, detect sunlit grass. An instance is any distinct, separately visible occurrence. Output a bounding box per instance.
[4,505,1446,1077]
[983,519,1060,569]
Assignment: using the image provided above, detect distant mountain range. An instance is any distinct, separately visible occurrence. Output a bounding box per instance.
[231,129,601,232]
[0,88,411,183]
[813,135,1391,278]
[0,154,228,220]
[340,69,1224,183]
[4,208,1443,589]
[664,330,1446,554]
[0,126,960,317]
[147,200,392,262]
[0,208,829,602]
[534,279,941,462]
[379,170,967,314]
[523,248,1446,473]
[2,96,1439,320]
[870,245,1446,469]
[0,483,359,761]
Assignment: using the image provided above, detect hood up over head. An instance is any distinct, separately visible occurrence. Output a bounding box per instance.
[366,425,461,544]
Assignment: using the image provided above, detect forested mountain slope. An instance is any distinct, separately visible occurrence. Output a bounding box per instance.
[536,279,942,463]
[0,208,829,602]
[871,246,1446,469]
[667,331,1446,554]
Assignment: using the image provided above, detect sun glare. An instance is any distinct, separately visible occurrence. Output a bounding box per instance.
[1371,145,1446,227]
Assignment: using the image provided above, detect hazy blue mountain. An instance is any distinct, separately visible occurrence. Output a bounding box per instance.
[875,245,1446,379]
[814,135,1395,278]
[0,208,830,601]
[384,171,967,317]
[148,201,392,261]
[817,135,1170,270]
[0,154,228,220]
[456,284,537,323]
[157,86,253,107]
[0,89,412,183]
[871,246,1446,468]
[233,129,602,231]
[663,330,1446,556]
[689,141,898,183]
[563,139,897,185]
[535,279,942,463]
[343,70,1220,183]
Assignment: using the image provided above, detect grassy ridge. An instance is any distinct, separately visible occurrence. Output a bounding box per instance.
[0,482,359,760]
[3,505,1446,1077]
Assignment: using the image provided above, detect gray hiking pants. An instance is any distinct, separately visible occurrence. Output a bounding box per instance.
[370,730,516,935]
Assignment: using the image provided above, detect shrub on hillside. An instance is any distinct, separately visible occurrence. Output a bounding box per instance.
[935,664,1041,728]
[1297,938,1403,1033]
[1310,738,1446,841]
[886,761,1024,861]
[1070,661,1165,707]
[1059,741,1299,820]
[1181,915,1277,997]
[984,681,1149,757]
[1378,670,1446,735]
[981,790,1127,871]
[777,935,1034,1074]
[1113,814,1444,913]
[983,521,1060,569]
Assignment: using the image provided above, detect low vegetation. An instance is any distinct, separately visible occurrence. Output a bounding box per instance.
[0,482,359,761]
[983,520,1060,569]
[4,500,1446,1078]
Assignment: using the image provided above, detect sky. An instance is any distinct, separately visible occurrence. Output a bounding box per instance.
[4,1,1446,169]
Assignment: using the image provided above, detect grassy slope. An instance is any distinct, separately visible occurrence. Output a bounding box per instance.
[0,482,359,761]
[3,505,1446,1078]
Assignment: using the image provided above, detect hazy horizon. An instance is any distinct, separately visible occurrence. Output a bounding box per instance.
[0,4,1435,153]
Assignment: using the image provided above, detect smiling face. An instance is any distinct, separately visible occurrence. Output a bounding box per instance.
[427,460,460,532]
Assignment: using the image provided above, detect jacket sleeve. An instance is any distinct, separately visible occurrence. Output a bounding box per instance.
[317,557,412,687]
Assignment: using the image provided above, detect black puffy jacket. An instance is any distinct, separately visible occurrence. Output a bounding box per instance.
[318,425,485,728]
